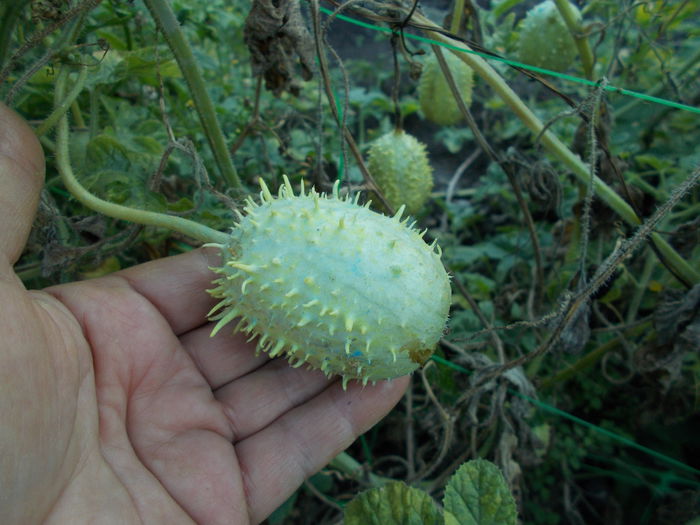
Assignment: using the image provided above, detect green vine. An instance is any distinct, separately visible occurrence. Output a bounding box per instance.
[53,66,228,245]
[143,0,241,191]
[35,64,88,136]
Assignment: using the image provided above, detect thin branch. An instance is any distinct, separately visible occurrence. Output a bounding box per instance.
[0,0,103,87]
[450,270,505,363]
[309,0,394,211]
[432,44,545,301]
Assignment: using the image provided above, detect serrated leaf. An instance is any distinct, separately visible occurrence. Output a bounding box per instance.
[83,49,122,88]
[344,482,441,525]
[443,459,517,525]
[85,135,131,173]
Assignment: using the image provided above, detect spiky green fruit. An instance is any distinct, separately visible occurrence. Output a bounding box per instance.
[367,130,433,216]
[516,0,580,73]
[207,176,451,388]
[418,51,474,126]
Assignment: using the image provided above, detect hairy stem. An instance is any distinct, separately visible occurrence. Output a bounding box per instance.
[472,164,700,393]
[578,79,607,283]
[143,0,241,190]
[35,65,88,136]
[329,451,390,487]
[54,66,228,245]
[0,0,102,88]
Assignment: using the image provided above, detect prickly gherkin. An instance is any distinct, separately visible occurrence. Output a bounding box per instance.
[418,51,474,126]
[367,130,433,216]
[516,0,580,73]
[207,176,451,388]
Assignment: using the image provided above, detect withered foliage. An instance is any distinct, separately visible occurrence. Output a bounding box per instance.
[244,0,315,96]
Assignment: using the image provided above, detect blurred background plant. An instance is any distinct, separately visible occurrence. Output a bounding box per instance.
[2,0,700,523]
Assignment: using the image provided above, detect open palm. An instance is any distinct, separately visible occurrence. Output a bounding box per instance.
[0,104,408,524]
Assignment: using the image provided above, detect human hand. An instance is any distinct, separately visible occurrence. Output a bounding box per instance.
[0,103,409,524]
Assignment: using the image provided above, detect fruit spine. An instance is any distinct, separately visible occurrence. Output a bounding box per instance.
[367,130,434,216]
[516,0,580,73]
[207,176,451,388]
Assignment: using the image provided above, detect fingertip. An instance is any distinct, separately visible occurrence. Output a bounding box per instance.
[0,103,45,268]
[334,374,410,429]
[0,102,45,181]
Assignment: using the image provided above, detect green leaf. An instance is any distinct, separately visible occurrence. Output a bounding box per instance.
[83,49,122,88]
[267,491,298,525]
[84,135,132,177]
[344,482,441,525]
[445,244,509,268]
[443,459,517,525]
[114,46,181,86]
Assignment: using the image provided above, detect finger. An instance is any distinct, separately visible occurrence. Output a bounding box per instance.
[236,376,410,523]
[0,103,45,270]
[214,358,333,440]
[180,324,270,389]
[115,246,221,335]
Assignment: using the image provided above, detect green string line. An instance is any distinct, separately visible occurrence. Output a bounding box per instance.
[319,7,700,115]
[430,355,700,484]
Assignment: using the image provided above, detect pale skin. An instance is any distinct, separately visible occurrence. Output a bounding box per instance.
[0,103,409,524]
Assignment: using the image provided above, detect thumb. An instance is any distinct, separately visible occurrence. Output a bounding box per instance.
[0,102,45,271]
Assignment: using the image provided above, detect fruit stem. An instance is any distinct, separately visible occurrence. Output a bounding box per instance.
[412,12,700,285]
[329,452,391,487]
[449,0,465,35]
[553,0,594,80]
[35,63,88,137]
[53,66,229,245]
[143,0,241,191]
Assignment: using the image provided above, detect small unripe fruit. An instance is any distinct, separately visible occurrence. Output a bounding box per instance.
[418,51,474,126]
[207,176,451,388]
[516,0,580,73]
[367,130,433,216]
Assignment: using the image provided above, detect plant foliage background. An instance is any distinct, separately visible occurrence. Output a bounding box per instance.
[2,0,700,523]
